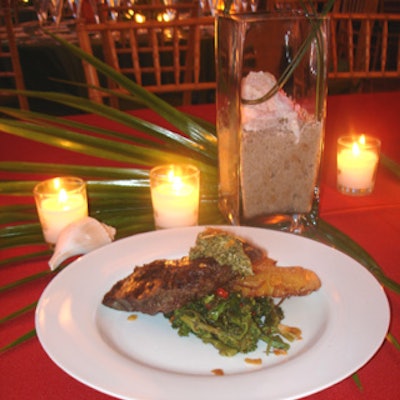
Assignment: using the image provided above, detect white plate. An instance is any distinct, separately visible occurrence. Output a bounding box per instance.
[35,226,390,400]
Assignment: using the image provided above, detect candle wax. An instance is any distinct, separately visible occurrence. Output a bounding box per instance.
[151,182,199,229]
[337,148,378,190]
[39,194,88,243]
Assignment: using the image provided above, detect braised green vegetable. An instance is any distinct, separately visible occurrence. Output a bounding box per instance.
[167,291,299,357]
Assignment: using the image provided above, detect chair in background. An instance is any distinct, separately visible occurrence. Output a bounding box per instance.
[0,0,29,110]
[332,0,382,13]
[76,15,216,107]
[328,12,400,91]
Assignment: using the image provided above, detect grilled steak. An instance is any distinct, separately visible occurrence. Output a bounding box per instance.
[102,257,238,315]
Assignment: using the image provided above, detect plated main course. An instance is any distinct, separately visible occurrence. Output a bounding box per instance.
[102,228,321,358]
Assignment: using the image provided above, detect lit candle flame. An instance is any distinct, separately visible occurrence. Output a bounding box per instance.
[58,188,68,203]
[352,134,367,156]
[351,142,361,157]
[168,170,184,192]
[172,177,184,192]
[53,177,61,190]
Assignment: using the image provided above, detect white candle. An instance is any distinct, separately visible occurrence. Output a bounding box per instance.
[150,165,200,229]
[337,135,380,195]
[34,177,88,244]
[40,193,87,244]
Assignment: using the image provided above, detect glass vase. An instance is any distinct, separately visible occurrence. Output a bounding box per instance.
[216,11,328,232]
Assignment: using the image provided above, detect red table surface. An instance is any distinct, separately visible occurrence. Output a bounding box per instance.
[1,91,399,399]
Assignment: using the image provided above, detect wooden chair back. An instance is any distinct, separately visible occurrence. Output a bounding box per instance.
[332,0,382,13]
[0,0,29,110]
[329,13,400,82]
[77,15,215,107]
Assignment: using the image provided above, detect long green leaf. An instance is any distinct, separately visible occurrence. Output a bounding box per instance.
[381,154,400,180]
[37,80,217,136]
[352,373,363,392]
[0,204,35,212]
[0,181,39,195]
[0,117,205,168]
[0,270,51,293]
[0,233,45,249]
[0,223,42,238]
[0,179,149,197]
[0,250,51,267]
[0,161,148,180]
[0,204,38,224]
[0,105,216,163]
[387,332,400,351]
[0,301,37,324]
[0,329,36,354]
[0,212,38,224]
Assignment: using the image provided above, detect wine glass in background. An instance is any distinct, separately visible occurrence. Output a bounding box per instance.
[250,0,259,12]
[162,0,178,21]
[33,0,100,25]
[241,0,249,12]
[198,0,208,15]
[66,0,79,18]
[206,0,219,16]
[104,0,121,21]
[34,0,70,25]
[33,0,52,24]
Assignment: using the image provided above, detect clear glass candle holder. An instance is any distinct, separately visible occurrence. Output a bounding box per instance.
[337,135,381,196]
[150,164,200,229]
[33,177,88,245]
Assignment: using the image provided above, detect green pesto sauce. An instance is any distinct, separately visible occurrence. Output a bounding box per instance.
[189,229,253,276]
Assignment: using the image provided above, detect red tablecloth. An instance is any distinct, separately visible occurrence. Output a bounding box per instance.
[1,91,399,399]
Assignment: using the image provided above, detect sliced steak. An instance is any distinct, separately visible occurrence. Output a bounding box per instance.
[102,257,238,315]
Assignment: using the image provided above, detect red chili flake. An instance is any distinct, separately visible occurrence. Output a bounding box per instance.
[215,287,229,299]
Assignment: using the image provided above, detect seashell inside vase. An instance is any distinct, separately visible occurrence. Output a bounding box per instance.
[48,216,116,270]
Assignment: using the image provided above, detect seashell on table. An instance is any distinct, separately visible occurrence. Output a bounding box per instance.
[48,216,116,270]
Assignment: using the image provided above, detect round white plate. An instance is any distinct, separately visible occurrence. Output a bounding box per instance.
[35,226,390,400]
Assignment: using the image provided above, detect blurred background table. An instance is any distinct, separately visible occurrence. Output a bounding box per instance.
[3,0,400,114]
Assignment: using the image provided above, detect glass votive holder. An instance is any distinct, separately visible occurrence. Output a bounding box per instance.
[150,164,200,229]
[33,177,88,245]
[337,135,381,196]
